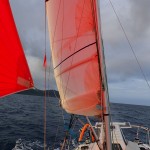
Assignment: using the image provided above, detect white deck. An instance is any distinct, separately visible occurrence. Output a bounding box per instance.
[75,122,150,150]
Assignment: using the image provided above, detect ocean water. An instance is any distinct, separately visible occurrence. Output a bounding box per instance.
[0,94,150,150]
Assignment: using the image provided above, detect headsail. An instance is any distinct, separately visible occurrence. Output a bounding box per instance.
[0,0,34,97]
[46,0,104,116]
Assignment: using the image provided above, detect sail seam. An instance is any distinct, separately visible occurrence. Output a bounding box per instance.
[54,41,96,69]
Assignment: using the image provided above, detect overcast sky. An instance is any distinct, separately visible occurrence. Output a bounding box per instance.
[10,0,150,106]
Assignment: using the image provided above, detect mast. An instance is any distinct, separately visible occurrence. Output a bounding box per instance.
[95,0,112,149]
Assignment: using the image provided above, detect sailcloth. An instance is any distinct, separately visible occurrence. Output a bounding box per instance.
[46,0,104,116]
[0,0,34,97]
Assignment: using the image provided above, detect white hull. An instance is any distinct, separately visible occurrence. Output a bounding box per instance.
[75,122,150,150]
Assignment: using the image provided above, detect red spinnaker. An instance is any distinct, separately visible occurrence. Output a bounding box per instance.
[0,0,34,97]
[46,0,105,116]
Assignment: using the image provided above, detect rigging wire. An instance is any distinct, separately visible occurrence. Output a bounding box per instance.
[101,0,150,148]
[59,0,66,104]
[108,0,150,90]
[52,91,68,150]
[52,116,62,150]
[44,1,47,150]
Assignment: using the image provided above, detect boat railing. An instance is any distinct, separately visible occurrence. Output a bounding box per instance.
[94,122,150,146]
[131,124,150,131]
[130,124,150,146]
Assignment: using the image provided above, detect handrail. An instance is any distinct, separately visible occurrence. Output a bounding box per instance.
[131,125,150,131]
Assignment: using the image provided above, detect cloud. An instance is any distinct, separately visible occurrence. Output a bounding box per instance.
[129,0,150,36]
[10,0,55,89]
[100,0,150,81]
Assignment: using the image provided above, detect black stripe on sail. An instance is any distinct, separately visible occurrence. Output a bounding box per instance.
[54,42,96,69]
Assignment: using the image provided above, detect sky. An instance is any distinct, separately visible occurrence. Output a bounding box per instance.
[10,0,150,106]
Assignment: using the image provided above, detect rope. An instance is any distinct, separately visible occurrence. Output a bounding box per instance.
[67,115,77,149]
[50,91,67,150]
[52,116,61,150]
[53,91,65,124]
[60,114,75,150]
[69,114,75,129]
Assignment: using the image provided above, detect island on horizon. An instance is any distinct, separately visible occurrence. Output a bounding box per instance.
[17,89,59,98]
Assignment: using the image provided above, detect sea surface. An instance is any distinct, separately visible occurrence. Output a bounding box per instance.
[0,94,150,150]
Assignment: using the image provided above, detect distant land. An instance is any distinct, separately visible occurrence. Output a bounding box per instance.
[17,89,60,98]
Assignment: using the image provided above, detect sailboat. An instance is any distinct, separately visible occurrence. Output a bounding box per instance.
[0,0,150,150]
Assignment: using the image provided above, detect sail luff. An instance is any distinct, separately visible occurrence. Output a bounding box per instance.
[0,0,34,97]
[95,0,112,149]
[46,0,105,116]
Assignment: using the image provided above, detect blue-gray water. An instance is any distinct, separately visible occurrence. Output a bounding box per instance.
[0,94,150,150]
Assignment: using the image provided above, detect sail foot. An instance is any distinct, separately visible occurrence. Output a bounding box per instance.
[61,90,103,116]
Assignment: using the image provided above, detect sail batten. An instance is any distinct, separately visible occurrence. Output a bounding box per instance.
[0,0,34,97]
[46,0,104,116]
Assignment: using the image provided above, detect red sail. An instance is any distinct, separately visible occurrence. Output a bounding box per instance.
[46,0,104,116]
[0,0,34,97]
